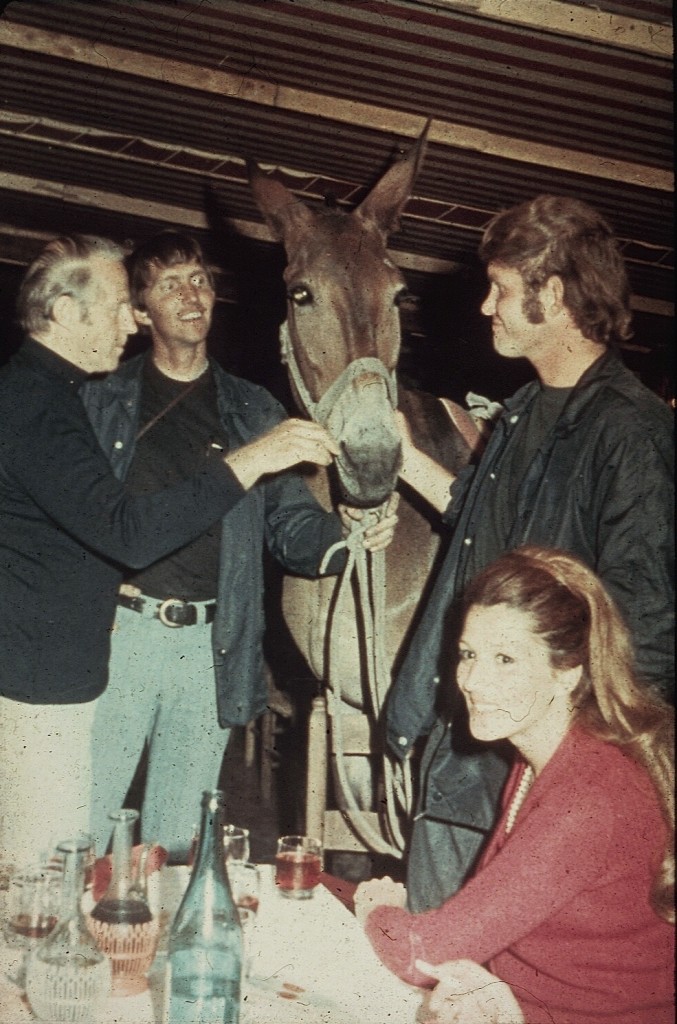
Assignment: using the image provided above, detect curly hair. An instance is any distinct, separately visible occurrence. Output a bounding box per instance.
[17,235,126,336]
[127,231,214,311]
[462,545,674,924]
[479,195,633,345]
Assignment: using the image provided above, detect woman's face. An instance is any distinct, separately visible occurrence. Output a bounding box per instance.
[457,603,578,759]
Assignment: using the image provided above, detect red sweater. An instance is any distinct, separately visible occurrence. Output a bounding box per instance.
[365,727,674,1023]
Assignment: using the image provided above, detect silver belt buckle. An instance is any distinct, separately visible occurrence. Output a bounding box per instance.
[158,597,186,628]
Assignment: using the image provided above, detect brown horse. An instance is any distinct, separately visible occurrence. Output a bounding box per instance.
[249,129,482,855]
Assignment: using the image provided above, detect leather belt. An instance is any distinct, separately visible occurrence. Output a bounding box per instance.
[117,592,216,628]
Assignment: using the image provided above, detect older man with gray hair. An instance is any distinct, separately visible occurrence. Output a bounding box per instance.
[0,233,352,871]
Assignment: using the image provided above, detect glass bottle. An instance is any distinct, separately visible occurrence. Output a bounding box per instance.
[164,790,242,1024]
[25,837,111,1023]
[88,809,159,995]
[90,809,151,925]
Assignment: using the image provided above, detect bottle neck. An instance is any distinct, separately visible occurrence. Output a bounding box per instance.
[193,792,229,884]
[58,848,85,922]
[108,810,137,899]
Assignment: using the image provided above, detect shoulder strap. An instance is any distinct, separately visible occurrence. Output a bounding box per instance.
[135,376,202,442]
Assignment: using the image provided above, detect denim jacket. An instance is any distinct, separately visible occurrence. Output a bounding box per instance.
[82,354,343,726]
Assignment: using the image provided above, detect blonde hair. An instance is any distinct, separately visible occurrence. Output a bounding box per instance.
[463,545,674,924]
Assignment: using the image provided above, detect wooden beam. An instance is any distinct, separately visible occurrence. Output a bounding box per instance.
[0,22,671,192]
[423,0,672,58]
[2,112,672,277]
[1,210,671,319]
[0,174,459,275]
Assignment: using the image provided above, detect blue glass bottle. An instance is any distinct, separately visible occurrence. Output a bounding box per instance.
[164,790,242,1024]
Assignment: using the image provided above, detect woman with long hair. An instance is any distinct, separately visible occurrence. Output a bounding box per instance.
[356,546,674,1023]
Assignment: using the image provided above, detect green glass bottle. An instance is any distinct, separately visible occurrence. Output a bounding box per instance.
[164,790,242,1024]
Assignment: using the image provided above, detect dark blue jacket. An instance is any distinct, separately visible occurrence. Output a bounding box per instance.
[81,353,344,727]
[0,340,243,703]
[388,350,674,760]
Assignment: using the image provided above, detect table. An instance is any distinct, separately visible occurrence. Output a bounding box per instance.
[1,865,422,1023]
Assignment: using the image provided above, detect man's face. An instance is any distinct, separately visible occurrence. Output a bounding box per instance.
[136,260,216,350]
[76,258,137,373]
[480,262,547,362]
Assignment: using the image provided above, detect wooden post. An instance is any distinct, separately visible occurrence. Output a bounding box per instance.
[305,695,329,841]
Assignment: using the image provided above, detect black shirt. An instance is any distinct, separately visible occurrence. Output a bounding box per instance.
[125,361,226,600]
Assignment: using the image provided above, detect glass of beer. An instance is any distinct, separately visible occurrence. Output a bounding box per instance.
[275,835,322,900]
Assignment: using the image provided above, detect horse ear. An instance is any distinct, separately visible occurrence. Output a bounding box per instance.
[355,120,430,237]
[247,159,315,243]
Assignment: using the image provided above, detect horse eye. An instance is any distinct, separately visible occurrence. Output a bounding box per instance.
[288,285,313,306]
[394,288,415,309]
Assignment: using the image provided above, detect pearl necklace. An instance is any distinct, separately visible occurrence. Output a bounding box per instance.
[505,765,534,834]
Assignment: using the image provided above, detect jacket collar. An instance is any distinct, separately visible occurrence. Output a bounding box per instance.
[504,348,622,433]
[91,350,241,410]
[20,336,88,388]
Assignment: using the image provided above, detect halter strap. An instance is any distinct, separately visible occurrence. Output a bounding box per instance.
[279,320,397,426]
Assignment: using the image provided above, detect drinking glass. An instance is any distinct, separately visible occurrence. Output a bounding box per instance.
[222,824,250,865]
[2,864,61,988]
[49,832,96,895]
[238,907,254,980]
[227,861,261,914]
[275,835,322,899]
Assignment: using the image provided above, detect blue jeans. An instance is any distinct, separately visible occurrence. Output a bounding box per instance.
[89,603,230,861]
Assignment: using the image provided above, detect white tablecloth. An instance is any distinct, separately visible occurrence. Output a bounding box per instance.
[1,865,421,1024]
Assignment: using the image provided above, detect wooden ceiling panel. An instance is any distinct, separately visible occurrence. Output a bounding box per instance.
[0,0,672,334]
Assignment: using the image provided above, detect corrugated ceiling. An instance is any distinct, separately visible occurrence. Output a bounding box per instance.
[0,0,673,332]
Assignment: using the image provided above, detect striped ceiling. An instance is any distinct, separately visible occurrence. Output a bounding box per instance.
[0,0,673,324]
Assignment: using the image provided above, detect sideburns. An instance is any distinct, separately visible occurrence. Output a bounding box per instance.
[522,289,545,325]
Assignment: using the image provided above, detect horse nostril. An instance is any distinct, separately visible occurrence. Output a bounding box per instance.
[354,371,385,392]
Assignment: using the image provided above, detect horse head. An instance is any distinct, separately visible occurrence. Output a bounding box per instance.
[248,126,429,507]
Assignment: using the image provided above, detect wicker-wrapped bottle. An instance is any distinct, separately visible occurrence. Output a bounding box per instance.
[26,837,111,1022]
[88,808,159,995]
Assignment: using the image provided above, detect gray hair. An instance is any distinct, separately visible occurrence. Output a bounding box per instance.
[17,235,126,335]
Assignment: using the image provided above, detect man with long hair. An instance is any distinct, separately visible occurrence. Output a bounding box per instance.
[386,196,674,912]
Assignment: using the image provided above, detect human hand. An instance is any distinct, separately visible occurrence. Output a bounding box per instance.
[338,492,400,552]
[226,418,339,489]
[416,960,524,1024]
[394,410,454,513]
[353,875,407,926]
[394,410,416,455]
